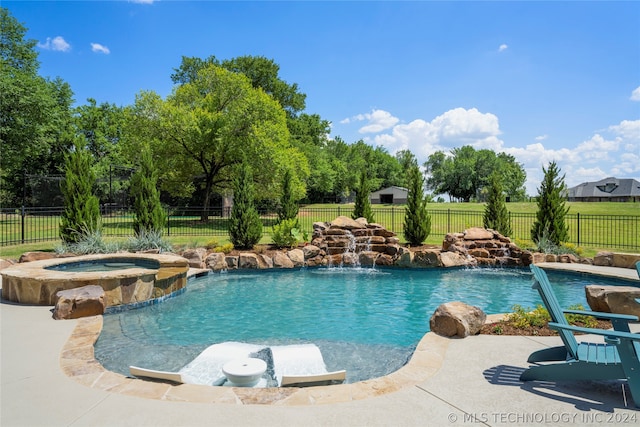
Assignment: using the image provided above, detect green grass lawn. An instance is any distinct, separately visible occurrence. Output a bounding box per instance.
[305,201,640,215]
[1,202,638,260]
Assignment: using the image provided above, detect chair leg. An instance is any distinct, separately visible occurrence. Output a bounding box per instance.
[527,346,567,363]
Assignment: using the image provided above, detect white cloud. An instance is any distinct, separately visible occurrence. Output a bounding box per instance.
[91,43,111,54]
[365,107,504,162]
[609,119,640,141]
[338,108,639,196]
[631,86,640,101]
[345,109,400,134]
[498,44,508,52]
[506,119,639,194]
[37,36,71,52]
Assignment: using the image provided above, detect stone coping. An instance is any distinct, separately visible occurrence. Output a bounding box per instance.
[1,253,188,281]
[61,315,450,405]
[56,261,637,405]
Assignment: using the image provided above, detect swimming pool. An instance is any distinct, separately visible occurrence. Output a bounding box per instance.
[95,266,632,384]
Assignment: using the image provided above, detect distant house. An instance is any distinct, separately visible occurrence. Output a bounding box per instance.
[370,186,408,204]
[567,177,640,202]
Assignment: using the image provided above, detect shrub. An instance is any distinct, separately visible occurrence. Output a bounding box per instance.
[352,169,374,223]
[229,163,262,249]
[483,172,512,236]
[205,239,220,250]
[403,166,431,245]
[531,161,569,245]
[507,304,550,329]
[213,243,234,254]
[565,304,598,328]
[56,225,119,255]
[59,140,101,243]
[277,169,299,222]
[272,218,307,249]
[125,229,172,253]
[130,146,166,235]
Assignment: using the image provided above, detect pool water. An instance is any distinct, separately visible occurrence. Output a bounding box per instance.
[46,258,159,272]
[95,267,631,383]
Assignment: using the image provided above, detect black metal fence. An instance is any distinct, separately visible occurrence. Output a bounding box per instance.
[1,206,638,251]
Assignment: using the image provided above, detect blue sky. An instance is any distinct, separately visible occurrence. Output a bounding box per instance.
[7,1,640,196]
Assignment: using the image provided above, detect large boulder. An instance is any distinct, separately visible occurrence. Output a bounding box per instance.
[205,253,227,271]
[412,250,441,267]
[463,228,494,241]
[19,251,58,263]
[430,301,486,338]
[440,251,473,268]
[302,245,321,259]
[181,248,207,269]
[287,249,305,267]
[239,253,271,269]
[272,251,294,269]
[330,216,366,230]
[53,285,106,320]
[585,285,640,317]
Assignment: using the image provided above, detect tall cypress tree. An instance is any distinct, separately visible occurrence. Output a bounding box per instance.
[130,146,166,235]
[277,169,298,223]
[403,166,431,245]
[531,161,569,245]
[229,162,262,249]
[352,169,374,223]
[483,172,512,236]
[59,140,101,243]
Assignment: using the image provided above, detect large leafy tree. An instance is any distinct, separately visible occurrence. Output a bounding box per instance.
[127,64,307,218]
[59,140,101,243]
[404,166,431,245]
[395,150,418,188]
[74,99,130,204]
[424,145,526,202]
[483,172,512,236]
[171,55,306,119]
[229,162,262,249]
[531,161,569,245]
[1,8,74,206]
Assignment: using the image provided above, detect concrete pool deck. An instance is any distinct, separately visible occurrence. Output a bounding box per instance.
[1,264,639,426]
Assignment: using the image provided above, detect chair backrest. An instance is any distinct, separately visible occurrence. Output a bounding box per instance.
[636,261,640,279]
[530,264,579,359]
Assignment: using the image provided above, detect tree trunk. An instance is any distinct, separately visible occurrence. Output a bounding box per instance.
[200,179,213,222]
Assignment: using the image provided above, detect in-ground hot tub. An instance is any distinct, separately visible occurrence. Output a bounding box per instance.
[0,253,189,307]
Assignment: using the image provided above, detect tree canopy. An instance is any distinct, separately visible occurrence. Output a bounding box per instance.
[171,55,305,118]
[127,64,308,215]
[424,146,527,202]
[1,8,74,206]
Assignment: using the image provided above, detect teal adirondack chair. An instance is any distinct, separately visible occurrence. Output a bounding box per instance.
[636,260,640,279]
[521,265,640,406]
[543,322,640,407]
[525,264,637,363]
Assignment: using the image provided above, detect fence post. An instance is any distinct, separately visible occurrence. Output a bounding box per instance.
[392,207,395,233]
[21,205,25,244]
[576,213,580,247]
[447,209,451,233]
[166,208,171,237]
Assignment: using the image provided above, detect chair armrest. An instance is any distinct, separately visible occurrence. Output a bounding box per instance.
[548,322,640,342]
[563,309,638,322]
